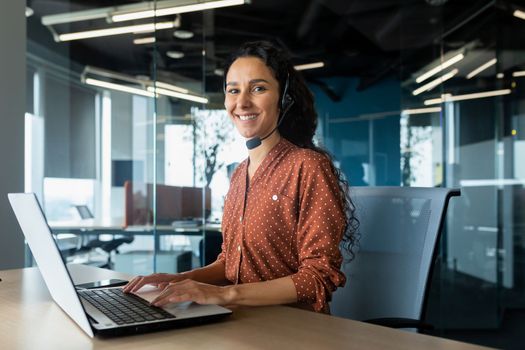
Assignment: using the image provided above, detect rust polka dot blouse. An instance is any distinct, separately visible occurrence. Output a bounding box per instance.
[216,138,347,313]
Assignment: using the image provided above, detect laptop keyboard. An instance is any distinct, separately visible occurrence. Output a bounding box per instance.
[78,288,176,325]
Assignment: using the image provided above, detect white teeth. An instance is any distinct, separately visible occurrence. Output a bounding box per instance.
[239,114,257,121]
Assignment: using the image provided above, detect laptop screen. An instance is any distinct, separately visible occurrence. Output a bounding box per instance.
[8,193,94,337]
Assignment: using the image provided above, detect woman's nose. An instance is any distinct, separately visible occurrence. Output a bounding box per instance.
[237,90,252,107]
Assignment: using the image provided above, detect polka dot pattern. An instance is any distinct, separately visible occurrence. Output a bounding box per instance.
[215,138,346,313]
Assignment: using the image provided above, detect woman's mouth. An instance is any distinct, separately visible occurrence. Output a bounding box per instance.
[237,114,258,121]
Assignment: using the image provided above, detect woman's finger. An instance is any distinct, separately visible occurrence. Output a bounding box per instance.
[150,286,180,306]
[158,282,169,290]
[123,273,170,293]
[147,279,228,307]
[122,276,143,293]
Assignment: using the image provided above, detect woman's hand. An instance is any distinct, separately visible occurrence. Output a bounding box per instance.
[150,279,234,307]
[122,273,187,294]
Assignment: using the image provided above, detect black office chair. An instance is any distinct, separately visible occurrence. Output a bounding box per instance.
[74,205,134,269]
[82,236,134,269]
[330,186,460,331]
[176,251,193,273]
[199,231,223,267]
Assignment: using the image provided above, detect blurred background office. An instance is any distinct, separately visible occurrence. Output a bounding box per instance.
[1,0,525,348]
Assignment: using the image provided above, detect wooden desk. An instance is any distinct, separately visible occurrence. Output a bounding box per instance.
[0,265,491,350]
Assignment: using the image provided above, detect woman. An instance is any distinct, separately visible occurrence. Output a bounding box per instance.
[123,41,357,313]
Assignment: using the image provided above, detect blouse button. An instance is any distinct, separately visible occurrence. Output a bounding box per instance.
[272,194,278,201]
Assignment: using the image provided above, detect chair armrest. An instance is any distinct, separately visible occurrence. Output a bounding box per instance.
[99,237,134,253]
[364,317,434,331]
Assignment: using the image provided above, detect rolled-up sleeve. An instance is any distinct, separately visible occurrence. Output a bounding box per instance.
[290,157,346,313]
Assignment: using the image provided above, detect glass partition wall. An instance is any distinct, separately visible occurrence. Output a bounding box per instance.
[26,0,216,275]
[393,7,525,342]
[432,7,525,339]
[315,2,525,347]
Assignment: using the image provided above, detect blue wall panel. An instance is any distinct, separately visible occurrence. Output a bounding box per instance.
[310,77,402,186]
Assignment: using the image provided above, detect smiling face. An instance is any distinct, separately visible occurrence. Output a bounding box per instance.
[224,56,281,140]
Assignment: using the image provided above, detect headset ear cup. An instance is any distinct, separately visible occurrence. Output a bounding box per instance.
[280,73,291,110]
[281,94,293,111]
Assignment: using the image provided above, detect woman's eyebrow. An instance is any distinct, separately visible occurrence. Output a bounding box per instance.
[225,78,270,87]
[249,79,270,84]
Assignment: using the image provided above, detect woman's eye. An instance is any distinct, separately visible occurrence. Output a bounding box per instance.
[253,86,267,93]
[227,89,239,94]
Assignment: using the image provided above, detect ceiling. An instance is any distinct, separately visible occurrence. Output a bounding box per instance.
[26,0,525,99]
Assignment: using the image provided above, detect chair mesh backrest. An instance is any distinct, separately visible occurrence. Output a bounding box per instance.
[330,187,460,321]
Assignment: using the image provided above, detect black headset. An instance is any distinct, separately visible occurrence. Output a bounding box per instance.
[279,74,294,113]
[246,74,294,149]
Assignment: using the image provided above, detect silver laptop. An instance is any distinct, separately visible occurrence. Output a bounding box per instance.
[8,193,232,337]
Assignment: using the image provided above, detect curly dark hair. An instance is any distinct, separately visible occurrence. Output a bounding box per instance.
[223,40,359,260]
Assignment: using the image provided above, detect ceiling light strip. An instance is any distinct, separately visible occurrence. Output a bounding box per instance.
[43,8,110,26]
[84,66,142,85]
[513,9,525,20]
[112,0,247,22]
[512,70,525,77]
[294,62,325,71]
[423,89,512,105]
[412,69,458,96]
[147,87,208,104]
[57,21,174,42]
[466,58,497,79]
[85,78,155,97]
[424,95,449,105]
[42,0,245,25]
[84,66,199,96]
[155,81,190,94]
[401,107,442,116]
[416,53,464,84]
[133,37,156,45]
